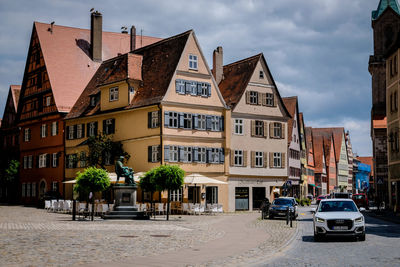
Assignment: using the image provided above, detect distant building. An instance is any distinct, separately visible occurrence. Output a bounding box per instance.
[353,158,371,194]
[305,127,316,197]
[356,157,375,198]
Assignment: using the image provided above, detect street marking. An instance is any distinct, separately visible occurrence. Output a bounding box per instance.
[300,213,305,215]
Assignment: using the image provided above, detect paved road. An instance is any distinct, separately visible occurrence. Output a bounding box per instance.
[259,206,400,267]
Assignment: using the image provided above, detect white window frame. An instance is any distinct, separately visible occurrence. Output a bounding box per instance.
[41,124,47,138]
[31,183,36,197]
[169,146,179,162]
[250,91,258,105]
[109,87,119,101]
[46,96,51,106]
[39,154,47,168]
[211,116,219,131]
[23,156,28,169]
[259,70,264,79]
[198,114,206,130]
[183,147,192,163]
[52,182,58,192]
[188,54,198,70]
[201,83,208,96]
[76,124,83,139]
[183,113,192,129]
[151,111,159,128]
[234,119,244,135]
[28,155,33,169]
[24,128,30,142]
[198,147,206,163]
[266,93,274,106]
[80,151,86,168]
[51,122,57,136]
[273,123,282,138]
[104,119,114,135]
[68,126,74,140]
[52,153,57,167]
[255,120,264,136]
[151,146,159,163]
[210,148,219,164]
[169,112,179,128]
[273,152,282,168]
[170,188,182,202]
[234,150,243,166]
[255,151,263,167]
[89,122,96,137]
[176,80,185,94]
[67,154,75,169]
[26,183,31,197]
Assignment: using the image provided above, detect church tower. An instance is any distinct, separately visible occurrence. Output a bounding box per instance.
[369,0,400,203]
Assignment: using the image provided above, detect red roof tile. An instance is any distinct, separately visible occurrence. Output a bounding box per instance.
[313,127,345,164]
[282,96,298,144]
[66,30,191,119]
[34,22,161,113]
[305,127,314,167]
[10,85,21,113]
[312,133,325,173]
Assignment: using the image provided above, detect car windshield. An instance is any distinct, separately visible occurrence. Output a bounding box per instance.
[318,201,358,212]
[273,199,293,205]
[353,195,365,200]
[319,196,326,199]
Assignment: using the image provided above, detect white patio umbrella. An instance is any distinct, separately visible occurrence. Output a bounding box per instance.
[184,173,227,185]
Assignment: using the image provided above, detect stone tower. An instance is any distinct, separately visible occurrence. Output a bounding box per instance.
[369,0,400,203]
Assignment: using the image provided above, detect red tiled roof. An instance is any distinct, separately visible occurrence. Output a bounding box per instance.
[357,156,374,176]
[34,22,161,113]
[312,133,325,173]
[313,127,345,164]
[305,127,314,167]
[312,128,335,165]
[282,96,298,144]
[66,30,191,119]
[10,85,21,112]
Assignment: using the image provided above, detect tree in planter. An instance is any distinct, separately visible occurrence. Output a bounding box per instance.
[1,160,20,202]
[84,134,130,169]
[152,165,185,221]
[74,167,110,221]
[140,169,157,218]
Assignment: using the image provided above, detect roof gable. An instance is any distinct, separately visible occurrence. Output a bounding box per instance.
[372,0,400,20]
[1,85,20,128]
[282,96,300,144]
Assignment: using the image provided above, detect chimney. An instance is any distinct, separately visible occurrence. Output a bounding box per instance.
[212,46,223,84]
[90,11,102,62]
[130,26,136,51]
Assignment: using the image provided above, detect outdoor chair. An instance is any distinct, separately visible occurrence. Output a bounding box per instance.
[139,203,147,212]
[199,204,205,215]
[57,200,64,213]
[156,203,165,215]
[108,204,114,211]
[78,203,89,218]
[50,200,58,212]
[205,204,212,215]
[217,204,223,213]
[63,200,71,213]
[101,204,109,215]
[211,204,218,214]
[182,203,189,215]
[95,204,102,216]
[193,203,200,215]
[44,200,51,211]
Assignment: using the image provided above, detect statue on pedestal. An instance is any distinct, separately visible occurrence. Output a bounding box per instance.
[115,156,135,185]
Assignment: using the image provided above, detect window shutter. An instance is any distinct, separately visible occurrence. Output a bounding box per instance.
[73,154,78,168]
[185,81,191,94]
[94,122,98,136]
[219,116,224,131]
[257,92,262,105]
[36,155,39,168]
[281,123,286,139]
[269,122,274,138]
[148,112,152,128]
[86,123,90,137]
[206,116,212,130]
[251,151,255,168]
[193,114,199,129]
[273,94,277,107]
[46,154,50,167]
[66,126,70,140]
[251,120,255,137]
[191,81,197,95]
[175,79,180,93]
[197,83,202,95]
[281,153,286,168]
[73,125,77,139]
[179,113,184,128]
[243,151,248,167]
[207,83,211,97]
[103,120,106,134]
[206,148,212,163]
[157,111,161,128]
[56,152,60,167]
[246,91,250,104]
[164,111,170,127]
[81,124,85,138]
[264,152,268,168]
[230,149,234,167]
[219,148,224,163]
[164,146,170,162]
[56,122,59,135]
[111,119,115,134]
[269,152,273,168]
[157,145,161,162]
[148,146,152,162]
[179,146,184,162]
[193,147,199,162]
[262,93,267,106]
[45,124,48,137]
[262,121,267,138]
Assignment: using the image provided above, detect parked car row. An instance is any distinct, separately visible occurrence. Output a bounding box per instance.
[316,192,369,209]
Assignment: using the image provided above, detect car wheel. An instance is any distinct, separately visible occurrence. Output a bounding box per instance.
[359,233,366,241]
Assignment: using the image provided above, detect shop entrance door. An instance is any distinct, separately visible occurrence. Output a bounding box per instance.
[252,187,266,210]
[235,187,249,211]
[206,186,218,205]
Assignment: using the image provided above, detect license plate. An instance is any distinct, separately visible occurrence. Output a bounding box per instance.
[278,213,286,216]
[333,226,348,230]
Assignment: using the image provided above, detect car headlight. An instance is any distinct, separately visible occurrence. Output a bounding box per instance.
[355,217,363,223]
[316,217,325,223]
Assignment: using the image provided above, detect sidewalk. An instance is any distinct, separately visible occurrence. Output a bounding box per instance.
[365,209,400,224]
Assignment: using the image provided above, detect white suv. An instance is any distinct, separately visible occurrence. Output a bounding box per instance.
[313,199,365,241]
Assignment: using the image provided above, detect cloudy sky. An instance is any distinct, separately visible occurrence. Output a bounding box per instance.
[0,0,381,156]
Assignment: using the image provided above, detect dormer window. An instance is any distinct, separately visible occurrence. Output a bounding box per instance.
[90,96,97,107]
[189,54,198,70]
[129,86,134,94]
[109,87,119,102]
[259,71,264,79]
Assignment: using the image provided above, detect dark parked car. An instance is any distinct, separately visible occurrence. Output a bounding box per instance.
[331,192,352,199]
[269,197,298,219]
[316,195,328,205]
[352,193,368,209]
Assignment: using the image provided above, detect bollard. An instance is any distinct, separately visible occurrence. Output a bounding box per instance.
[290,209,293,228]
[72,199,76,221]
[286,206,289,225]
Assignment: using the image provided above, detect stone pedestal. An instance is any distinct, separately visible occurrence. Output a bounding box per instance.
[103,184,149,220]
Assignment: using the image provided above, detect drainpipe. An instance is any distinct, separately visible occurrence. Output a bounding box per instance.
[158,103,163,164]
